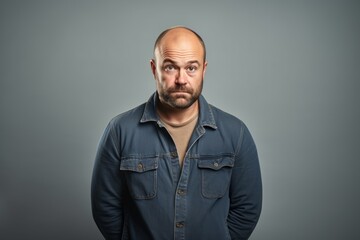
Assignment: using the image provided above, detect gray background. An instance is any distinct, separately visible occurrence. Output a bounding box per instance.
[1,0,359,239]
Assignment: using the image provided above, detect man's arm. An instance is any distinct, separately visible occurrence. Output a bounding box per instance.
[227,124,262,240]
[91,122,124,239]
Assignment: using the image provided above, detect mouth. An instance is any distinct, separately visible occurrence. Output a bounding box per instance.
[171,91,189,93]
[170,89,192,94]
[170,91,190,96]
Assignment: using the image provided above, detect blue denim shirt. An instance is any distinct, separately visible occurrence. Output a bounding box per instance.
[91,93,262,240]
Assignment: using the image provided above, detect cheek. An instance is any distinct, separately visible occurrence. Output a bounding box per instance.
[156,75,170,90]
[194,76,204,89]
[160,74,174,85]
[190,74,202,82]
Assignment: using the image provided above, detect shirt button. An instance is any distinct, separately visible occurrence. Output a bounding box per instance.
[214,162,219,167]
[137,163,143,171]
[176,222,185,228]
[177,189,186,196]
[171,152,177,158]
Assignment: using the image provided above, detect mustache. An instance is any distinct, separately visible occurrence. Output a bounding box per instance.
[168,86,193,93]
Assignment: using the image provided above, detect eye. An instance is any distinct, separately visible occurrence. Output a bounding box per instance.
[164,65,175,72]
[187,65,197,73]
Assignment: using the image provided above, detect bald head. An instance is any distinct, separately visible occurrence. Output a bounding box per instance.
[153,26,206,62]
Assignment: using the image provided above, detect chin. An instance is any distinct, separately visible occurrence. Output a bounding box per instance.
[171,99,195,109]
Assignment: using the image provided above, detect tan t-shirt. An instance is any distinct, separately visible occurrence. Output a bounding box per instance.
[159,114,198,167]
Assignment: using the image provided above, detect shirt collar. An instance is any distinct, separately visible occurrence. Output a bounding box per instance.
[140,92,217,129]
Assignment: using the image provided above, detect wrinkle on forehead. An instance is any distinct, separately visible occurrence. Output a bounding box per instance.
[160,49,202,60]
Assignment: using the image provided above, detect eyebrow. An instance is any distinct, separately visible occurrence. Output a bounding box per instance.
[163,59,201,66]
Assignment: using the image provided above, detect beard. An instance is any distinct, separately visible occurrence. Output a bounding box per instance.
[158,82,203,109]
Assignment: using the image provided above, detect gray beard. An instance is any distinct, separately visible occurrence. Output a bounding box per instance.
[162,93,199,109]
[159,82,203,109]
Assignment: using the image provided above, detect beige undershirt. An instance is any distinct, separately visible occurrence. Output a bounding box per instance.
[159,113,198,167]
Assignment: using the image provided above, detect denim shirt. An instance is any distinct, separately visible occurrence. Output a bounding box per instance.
[91,93,262,240]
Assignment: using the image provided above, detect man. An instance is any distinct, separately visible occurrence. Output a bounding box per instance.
[91,26,262,240]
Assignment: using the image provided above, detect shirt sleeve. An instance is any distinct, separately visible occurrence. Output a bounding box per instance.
[91,121,125,239]
[227,123,262,240]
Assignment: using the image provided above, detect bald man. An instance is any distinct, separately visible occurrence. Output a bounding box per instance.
[91,26,262,240]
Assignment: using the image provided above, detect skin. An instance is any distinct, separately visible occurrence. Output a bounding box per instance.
[150,27,208,124]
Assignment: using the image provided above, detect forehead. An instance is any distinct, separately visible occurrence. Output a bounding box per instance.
[156,29,204,61]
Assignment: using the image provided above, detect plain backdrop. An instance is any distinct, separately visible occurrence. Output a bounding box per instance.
[1,0,359,239]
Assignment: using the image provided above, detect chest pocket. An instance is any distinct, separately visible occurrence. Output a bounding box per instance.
[198,156,235,199]
[120,157,158,200]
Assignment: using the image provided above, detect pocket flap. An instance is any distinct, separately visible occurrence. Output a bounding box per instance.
[198,157,234,170]
[120,157,158,173]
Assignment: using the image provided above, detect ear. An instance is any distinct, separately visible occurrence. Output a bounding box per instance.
[203,61,208,76]
[150,59,157,79]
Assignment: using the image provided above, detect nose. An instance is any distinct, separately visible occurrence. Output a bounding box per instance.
[175,69,187,85]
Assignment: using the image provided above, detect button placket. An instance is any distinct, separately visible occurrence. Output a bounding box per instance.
[174,124,205,240]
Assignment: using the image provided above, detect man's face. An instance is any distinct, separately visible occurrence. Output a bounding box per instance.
[151,29,207,110]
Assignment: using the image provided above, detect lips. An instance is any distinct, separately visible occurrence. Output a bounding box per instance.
[171,91,190,93]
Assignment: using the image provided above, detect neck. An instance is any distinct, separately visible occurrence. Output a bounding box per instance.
[157,99,199,126]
